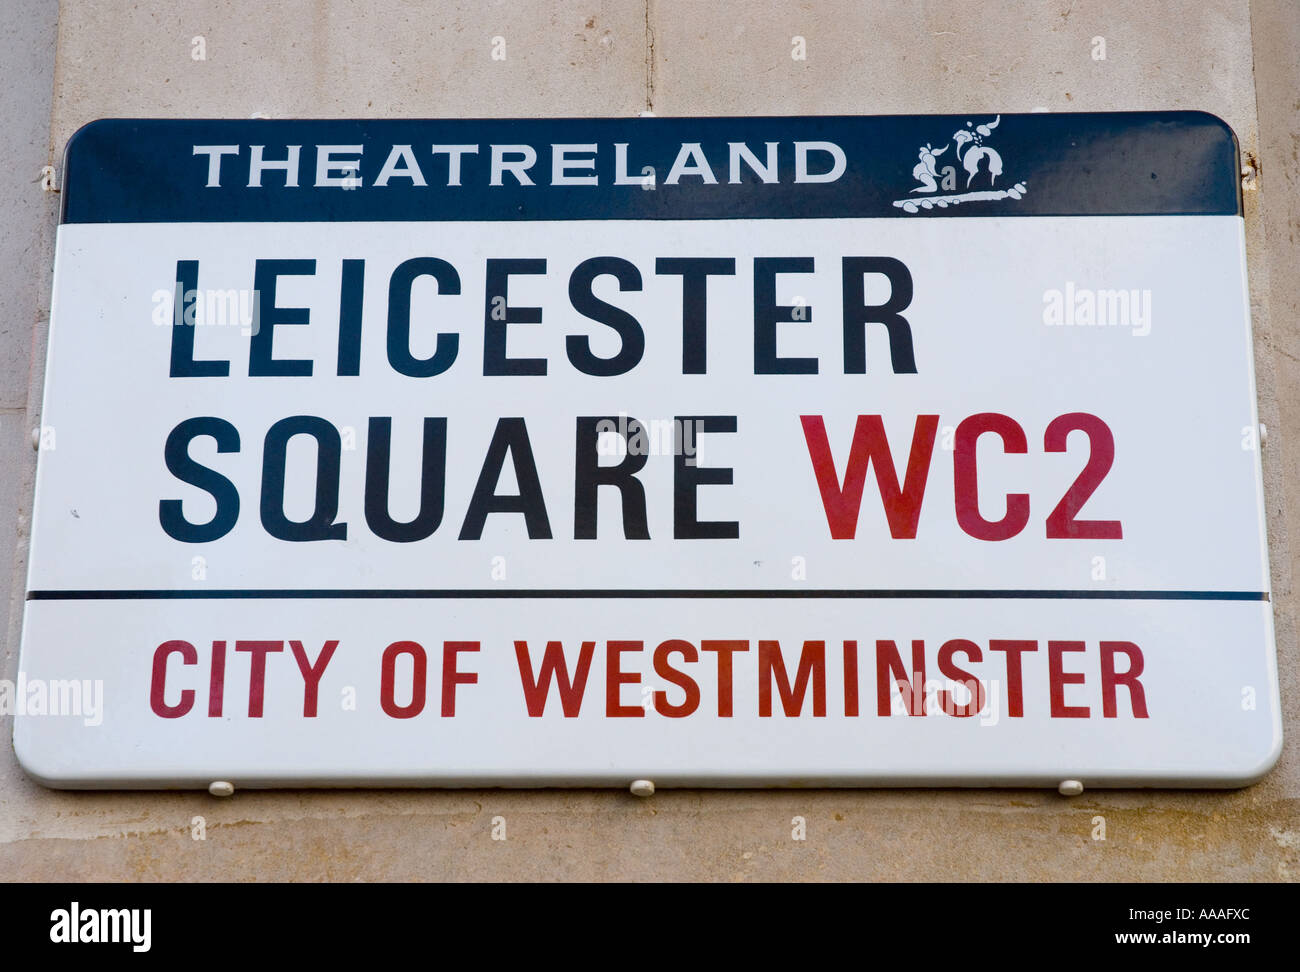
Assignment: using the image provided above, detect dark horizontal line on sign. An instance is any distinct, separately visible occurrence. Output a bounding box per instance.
[26,589,1270,601]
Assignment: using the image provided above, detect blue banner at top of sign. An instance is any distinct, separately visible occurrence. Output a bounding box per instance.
[60,112,1241,223]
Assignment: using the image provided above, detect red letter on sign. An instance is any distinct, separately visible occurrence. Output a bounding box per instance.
[514,640,595,717]
[843,641,860,717]
[235,640,284,718]
[290,639,338,717]
[380,640,427,719]
[876,639,926,716]
[954,413,1030,541]
[1100,641,1149,718]
[937,639,986,717]
[209,640,226,717]
[151,640,197,718]
[800,414,938,539]
[606,641,645,717]
[758,640,826,717]
[701,639,750,717]
[990,639,1037,718]
[653,639,700,717]
[442,641,479,717]
[1049,640,1090,718]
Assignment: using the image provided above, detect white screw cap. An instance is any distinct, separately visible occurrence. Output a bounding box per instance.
[629,779,655,797]
[1058,779,1084,796]
[208,781,235,797]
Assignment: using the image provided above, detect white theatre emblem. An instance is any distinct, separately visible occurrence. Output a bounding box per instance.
[894,115,1028,213]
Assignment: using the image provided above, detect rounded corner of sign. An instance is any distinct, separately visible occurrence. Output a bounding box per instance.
[10,722,94,790]
[1223,730,1284,788]
[1181,110,1241,156]
[63,118,117,159]
[11,728,78,790]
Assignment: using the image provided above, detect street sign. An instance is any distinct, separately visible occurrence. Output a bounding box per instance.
[14,113,1281,789]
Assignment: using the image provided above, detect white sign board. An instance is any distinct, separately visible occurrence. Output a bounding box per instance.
[15,114,1281,788]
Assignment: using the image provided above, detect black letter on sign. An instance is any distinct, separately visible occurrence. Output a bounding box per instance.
[336,259,366,376]
[566,257,645,377]
[365,417,448,542]
[842,257,916,374]
[387,257,460,377]
[674,415,739,539]
[459,417,552,540]
[655,257,735,375]
[169,260,230,378]
[754,257,817,374]
[160,417,241,542]
[250,259,316,377]
[260,416,347,541]
[574,416,650,540]
[483,259,546,376]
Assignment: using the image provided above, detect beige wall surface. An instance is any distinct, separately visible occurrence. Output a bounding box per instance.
[1,0,1297,881]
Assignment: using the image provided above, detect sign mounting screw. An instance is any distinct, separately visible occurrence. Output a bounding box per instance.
[629,779,655,797]
[208,781,235,797]
[1058,779,1084,796]
[1241,155,1259,191]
